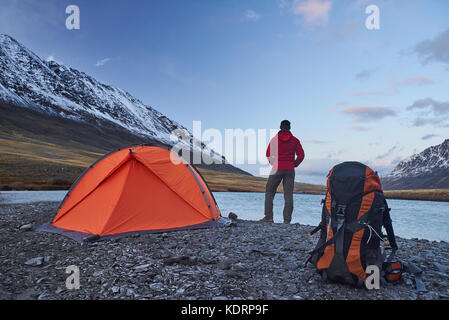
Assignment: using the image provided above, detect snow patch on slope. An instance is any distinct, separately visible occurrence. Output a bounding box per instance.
[386,139,449,178]
[0,34,222,162]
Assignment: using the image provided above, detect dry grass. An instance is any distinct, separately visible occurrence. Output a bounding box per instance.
[384,189,449,202]
[1,138,446,200]
[0,103,326,193]
[2,148,448,202]
[0,139,100,190]
[197,168,326,194]
[0,143,326,194]
[0,153,88,190]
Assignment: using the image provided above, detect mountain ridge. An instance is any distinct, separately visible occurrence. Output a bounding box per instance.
[0,34,240,165]
[0,33,253,190]
[382,139,449,190]
[0,34,186,144]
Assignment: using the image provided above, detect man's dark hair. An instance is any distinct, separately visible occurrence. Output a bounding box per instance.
[280,120,291,130]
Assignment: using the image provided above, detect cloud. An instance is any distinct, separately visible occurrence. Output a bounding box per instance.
[376,145,399,160]
[407,98,449,115]
[392,76,435,87]
[95,58,111,67]
[295,157,341,177]
[332,106,398,123]
[349,126,370,132]
[292,0,332,25]
[296,155,399,180]
[413,27,449,65]
[411,117,449,127]
[347,76,434,97]
[355,68,377,80]
[365,159,401,177]
[245,10,261,22]
[421,134,440,140]
[303,139,329,144]
[407,98,449,127]
[348,90,393,97]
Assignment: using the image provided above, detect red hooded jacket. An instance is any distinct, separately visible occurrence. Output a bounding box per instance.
[266,130,305,171]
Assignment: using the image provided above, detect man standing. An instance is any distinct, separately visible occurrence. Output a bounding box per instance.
[261,120,305,224]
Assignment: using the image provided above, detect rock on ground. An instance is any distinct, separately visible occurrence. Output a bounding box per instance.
[0,202,448,300]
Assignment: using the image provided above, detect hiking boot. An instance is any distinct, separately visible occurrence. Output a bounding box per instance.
[259,217,274,223]
[283,220,291,225]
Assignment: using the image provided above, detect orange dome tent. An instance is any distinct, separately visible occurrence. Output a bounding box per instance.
[37,145,224,243]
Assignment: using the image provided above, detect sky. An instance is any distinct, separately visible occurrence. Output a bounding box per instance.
[1,0,448,184]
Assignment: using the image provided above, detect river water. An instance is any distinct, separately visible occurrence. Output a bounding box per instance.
[214,192,449,242]
[1,190,448,242]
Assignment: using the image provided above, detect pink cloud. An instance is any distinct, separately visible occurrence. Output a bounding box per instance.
[346,76,434,98]
[293,0,332,25]
[392,76,435,87]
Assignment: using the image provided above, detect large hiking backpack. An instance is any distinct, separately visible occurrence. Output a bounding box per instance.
[307,161,399,287]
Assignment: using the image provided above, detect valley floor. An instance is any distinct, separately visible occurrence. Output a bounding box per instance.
[1,202,448,300]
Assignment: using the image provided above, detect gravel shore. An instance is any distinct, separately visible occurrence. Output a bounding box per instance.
[0,202,448,300]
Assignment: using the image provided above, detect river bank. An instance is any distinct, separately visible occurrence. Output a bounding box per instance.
[2,186,449,203]
[0,202,448,300]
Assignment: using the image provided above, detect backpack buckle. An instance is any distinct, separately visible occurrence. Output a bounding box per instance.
[336,205,347,218]
[335,205,347,230]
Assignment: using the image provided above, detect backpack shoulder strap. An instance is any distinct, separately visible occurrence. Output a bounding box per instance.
[381,198,399,250]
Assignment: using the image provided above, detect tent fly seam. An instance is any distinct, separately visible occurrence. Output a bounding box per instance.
[98,158,135,235]
[54,154,133,223]
[186,164,216,221]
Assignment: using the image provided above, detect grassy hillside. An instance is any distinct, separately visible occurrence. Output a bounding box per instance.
[0,102,325,193]
[0,150,326,194]
[197,168,325,194]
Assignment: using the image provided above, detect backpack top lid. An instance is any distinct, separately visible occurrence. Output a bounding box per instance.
[327,161,383,204]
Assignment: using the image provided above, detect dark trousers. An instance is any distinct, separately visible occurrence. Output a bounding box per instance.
[264,170,295,223]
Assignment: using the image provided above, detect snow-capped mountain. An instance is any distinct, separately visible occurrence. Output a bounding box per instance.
[382,139,449,190]
[0,34,220,161]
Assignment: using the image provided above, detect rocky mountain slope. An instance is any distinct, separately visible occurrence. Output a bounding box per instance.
[0,34,183,144]
[382,139,449,190]
[0,34,230,163]
[0,34,251,189]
